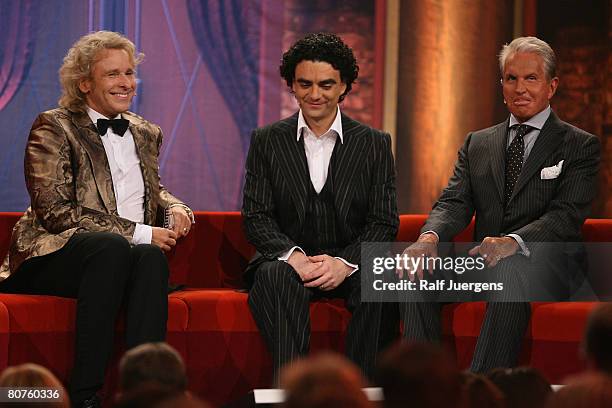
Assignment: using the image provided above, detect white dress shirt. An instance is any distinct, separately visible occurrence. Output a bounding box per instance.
[279,108,358,275]
[86,107,152,245]
[507,105,550,163]
[299,107,344,193]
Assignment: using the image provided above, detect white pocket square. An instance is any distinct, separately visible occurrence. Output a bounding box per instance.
[541,160,564,180]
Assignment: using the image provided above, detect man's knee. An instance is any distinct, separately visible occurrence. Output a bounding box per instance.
[486,302,531,322]
[131,244,165,262]
[78,232,131,262]
[253,261,299,287]
[130,244,169,282]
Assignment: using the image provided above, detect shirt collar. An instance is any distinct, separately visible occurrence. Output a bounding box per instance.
[86,106,122,127]
[297,106,343,143]
[509,105,551,130]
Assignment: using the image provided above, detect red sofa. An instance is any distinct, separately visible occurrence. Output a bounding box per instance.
[0,212,610,406]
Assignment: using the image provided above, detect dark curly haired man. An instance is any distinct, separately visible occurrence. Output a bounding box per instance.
[242,32,398,380]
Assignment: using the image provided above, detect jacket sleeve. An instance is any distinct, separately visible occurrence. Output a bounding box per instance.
[336,132,399,265]
[241,129,297,259]
[151,126,193,225]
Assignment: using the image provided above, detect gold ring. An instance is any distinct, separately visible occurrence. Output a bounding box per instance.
[183,227,188,233]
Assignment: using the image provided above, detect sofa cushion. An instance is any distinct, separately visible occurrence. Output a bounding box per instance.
[0,293,189,383]
[172,289,350,406]
[0,213,21,264]
[0,302,9,370]
[528,302,596,383]
[166,212,254,289]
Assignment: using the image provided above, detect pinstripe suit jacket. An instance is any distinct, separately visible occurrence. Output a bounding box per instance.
[423,111,600,244]
[242,112,399,276]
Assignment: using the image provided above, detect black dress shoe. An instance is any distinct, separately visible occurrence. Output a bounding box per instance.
[80,394,101,408]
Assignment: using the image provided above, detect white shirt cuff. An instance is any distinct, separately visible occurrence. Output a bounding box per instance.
[505,233,530,257]
[278,246,305,261]
[132,223,152,245]
[334,257,359,276]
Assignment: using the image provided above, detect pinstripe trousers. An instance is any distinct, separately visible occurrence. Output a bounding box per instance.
[248,260,382,379]
[400,255,531,372]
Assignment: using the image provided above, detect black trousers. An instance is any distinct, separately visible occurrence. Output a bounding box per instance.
[0,232,169,404]
[248,260,383,381]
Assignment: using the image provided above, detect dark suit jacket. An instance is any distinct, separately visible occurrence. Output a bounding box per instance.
[242,112,399,278]
[0,107,187,279]
[423,111,600,246]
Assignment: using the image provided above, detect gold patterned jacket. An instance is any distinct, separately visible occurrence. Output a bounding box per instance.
[0,107,189,279]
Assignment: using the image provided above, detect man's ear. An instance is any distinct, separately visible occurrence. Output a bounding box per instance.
[548,77,559,100]
[78,79,90,94]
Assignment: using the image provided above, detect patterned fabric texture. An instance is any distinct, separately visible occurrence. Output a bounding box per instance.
[0,108,186,278]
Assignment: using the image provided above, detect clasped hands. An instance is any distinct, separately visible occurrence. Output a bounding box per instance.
[151,206,192,251]
[287,251,352,291]
[397,233,520,280]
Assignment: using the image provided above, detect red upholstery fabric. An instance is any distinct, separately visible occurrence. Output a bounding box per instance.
[0,294,189,385]
[396,215,427,242]
[0,301,9,370]
[173,289,349,406]
[397,215,609,243]
[528,302,598,383]
[0,213,20,263]
[0,294,76,379]
[582,219,612,241]
[0,212,610,404]
[166,212,254,288]
[397,214,477,242]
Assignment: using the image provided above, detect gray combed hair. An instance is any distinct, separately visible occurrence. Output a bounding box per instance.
[499,36,557,79]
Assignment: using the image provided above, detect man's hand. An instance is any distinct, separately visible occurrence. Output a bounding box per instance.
[468,236,519,267]
[170,206,192,238]
[397,232,439,280]
[151,227,177,251]
[301,255,352,291]
[287,250,322,281]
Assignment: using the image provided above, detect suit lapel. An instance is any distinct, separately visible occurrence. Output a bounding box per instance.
[332,114,368,222]
[488,121,508,204]
[272,114,310,225]
[71,110,118,213]
[508,112,564,203]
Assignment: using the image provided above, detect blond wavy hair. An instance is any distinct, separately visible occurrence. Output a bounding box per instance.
[58,31,144,112]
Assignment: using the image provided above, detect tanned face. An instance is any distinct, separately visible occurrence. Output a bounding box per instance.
[502,52,558,122]
[79,48,136,118]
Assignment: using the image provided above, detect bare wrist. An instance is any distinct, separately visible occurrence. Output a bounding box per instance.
[288,250,306,266]
[419,232,439,244]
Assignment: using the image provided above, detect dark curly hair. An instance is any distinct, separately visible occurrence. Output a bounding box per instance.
[280,32,359,102]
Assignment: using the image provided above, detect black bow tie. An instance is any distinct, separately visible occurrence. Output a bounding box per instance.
[96,118,129,136]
